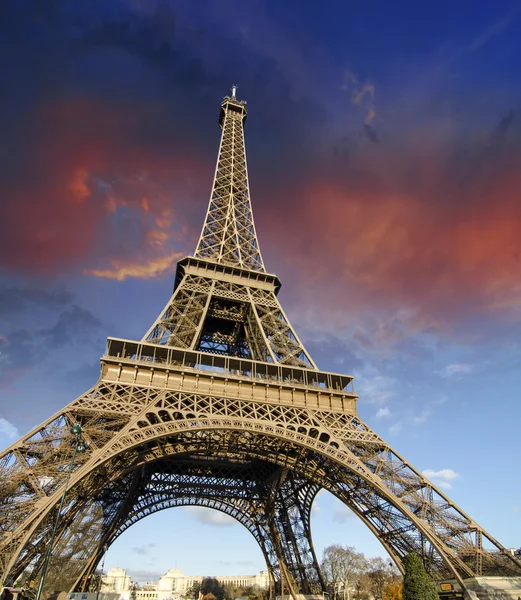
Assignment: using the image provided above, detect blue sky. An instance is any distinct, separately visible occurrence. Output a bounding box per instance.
[1,0,521,584]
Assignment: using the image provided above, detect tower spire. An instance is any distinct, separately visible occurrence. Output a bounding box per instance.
[195,89,265,272]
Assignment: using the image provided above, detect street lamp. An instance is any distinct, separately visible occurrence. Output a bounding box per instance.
[35,424,88,600]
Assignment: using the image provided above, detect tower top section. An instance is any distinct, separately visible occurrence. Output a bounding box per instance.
[219,85,248,128]
[195,88,265,273]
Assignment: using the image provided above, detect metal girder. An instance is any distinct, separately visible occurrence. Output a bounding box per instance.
[195,93,264,272]
[142,267,315,367]
[1,89,521,600]
[261,469,324,595]
[72,459,280,593]
[2,374,520,594]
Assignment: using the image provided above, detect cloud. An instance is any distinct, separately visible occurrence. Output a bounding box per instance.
[132,543,156,556]
[388,421,403,436]
[3,0,521,355]
[437,363,473,378]
[43,305,103,348]
[217,560,253,567]
[0,289,73,315]
[412,410,431,424]
[265,125,521,344]
[0,304,103,388]
[332,502,355,523]
[375,407,391,419]
[0,418,19,440]
[433,396,449,405]
[423,468,459,480]
[0,290,100,388]
[0,0,338,281]
[0,92,206,277]
[384,408,434,438]
[356,373,396,405]
[422,468,460,490]
[467,6,521,52]
[433,480,453,490]
[85,251,185,281]
[363,123,379,143]
[342,70,376,126]
[183,506,237,527]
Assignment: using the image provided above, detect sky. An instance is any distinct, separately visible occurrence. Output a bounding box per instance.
[1,0,521,584]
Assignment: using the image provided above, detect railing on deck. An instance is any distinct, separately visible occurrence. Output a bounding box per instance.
[104,338,355,394]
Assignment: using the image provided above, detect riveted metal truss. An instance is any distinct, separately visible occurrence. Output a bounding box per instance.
[143,264,315,368]
[2,368,520,595]
[1,91,521,600]
[263,469,324,595]
[195,94,264,272]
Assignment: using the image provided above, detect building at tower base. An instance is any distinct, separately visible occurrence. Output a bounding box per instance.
[78,568,270,600]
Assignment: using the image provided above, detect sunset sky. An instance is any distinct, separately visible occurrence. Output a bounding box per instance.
[1,0,521,584]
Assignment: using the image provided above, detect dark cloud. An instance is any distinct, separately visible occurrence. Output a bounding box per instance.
[363,123,379,143]
[0,305,103,388]
[262,124,521,345]
[0,331,40,387]
[1,0,521,350]
[492,110,515,141]
[42,305,103,348]
[0,94,208,274]
[0,0,333,279]
[0,288,73,315]
[459,110,519,185]
[0,1,215,275]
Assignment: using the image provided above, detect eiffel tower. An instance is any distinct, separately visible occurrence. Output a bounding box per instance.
[1,87,520,600]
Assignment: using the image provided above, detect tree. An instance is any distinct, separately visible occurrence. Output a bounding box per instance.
[201,578,225,600]
[222,584,238,600]
[352,572,372,600]
[366,558,401,600]
[321,545,368,600]
[242,586,257,600]
[382,582,402,600]
[188,582,201,600]
[222,583,263,600]
[130,582,137,600]
[402,554,437,600]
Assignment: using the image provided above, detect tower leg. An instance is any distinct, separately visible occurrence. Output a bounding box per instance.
[258,468,325,597]
[272,473,324,595]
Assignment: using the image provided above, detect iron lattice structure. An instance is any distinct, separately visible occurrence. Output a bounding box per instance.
[1,89,520,598]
